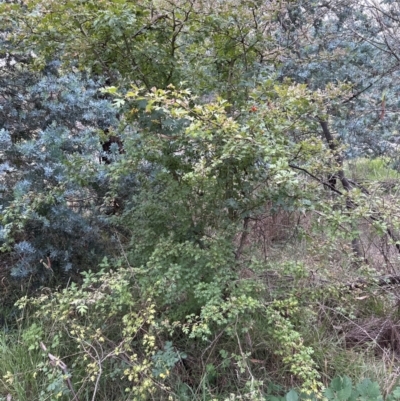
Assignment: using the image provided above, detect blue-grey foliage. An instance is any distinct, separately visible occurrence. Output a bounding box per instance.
[275,0,400,158]
[0,57,120,283]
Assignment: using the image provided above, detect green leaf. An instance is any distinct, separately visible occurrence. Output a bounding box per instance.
[113,98,125,108]
[356,379,382,401]
[326,376,353,401]
[286,389,299,401]
[391,387,400,399]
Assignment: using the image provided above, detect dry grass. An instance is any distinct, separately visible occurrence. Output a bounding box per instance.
[344,317,400,354]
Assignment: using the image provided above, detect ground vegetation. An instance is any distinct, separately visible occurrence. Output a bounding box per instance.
[2,0,400,400]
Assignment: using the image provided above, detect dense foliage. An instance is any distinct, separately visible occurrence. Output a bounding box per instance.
[2,0,400,400]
